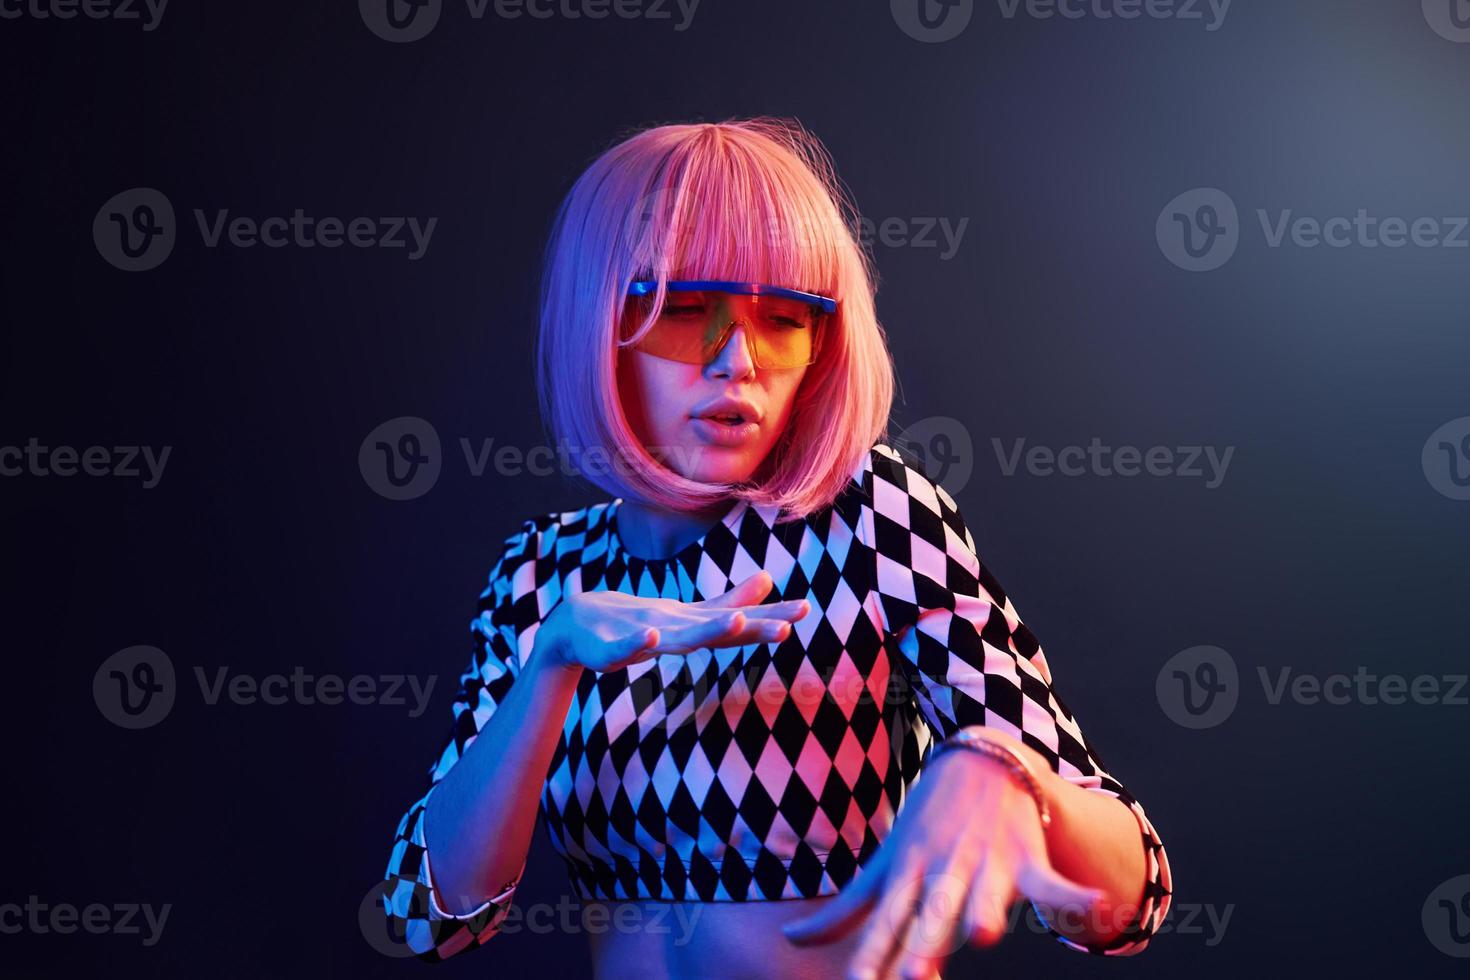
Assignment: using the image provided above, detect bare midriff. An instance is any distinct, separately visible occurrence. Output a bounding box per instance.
[584,896,865,980]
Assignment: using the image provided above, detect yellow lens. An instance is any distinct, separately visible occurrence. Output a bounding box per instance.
[624,292,819,368]
[750,322,813,369]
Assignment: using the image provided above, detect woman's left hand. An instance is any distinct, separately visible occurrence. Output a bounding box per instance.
[781,732,1103,980]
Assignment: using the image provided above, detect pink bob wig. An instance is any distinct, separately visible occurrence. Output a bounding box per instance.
[535,116,896,519]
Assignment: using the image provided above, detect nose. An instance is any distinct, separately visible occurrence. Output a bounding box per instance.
[703,318,758,379]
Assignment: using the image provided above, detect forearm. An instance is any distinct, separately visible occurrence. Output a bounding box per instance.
[1037,768,1146,945]
[967,728,1147,947]
[423,644,585,914]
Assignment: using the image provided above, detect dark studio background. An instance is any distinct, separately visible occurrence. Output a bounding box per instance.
[3,1,1469,977]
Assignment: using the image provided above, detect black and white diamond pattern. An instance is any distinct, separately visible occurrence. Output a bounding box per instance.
[383,441,1172,960]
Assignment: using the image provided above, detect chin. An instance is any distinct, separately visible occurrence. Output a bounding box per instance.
[667,441,765,485]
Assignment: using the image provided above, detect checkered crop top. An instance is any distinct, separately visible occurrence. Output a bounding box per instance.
[382,441,1173,960]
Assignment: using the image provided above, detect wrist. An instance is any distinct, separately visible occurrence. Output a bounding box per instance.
[526,608,582,677]
[944,726,1055,785]
[930,727,1054,830]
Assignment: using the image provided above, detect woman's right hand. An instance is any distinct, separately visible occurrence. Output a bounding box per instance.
[537,571,809,673]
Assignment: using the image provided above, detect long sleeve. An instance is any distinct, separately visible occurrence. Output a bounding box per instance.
[860,443,1173,956]
[379,522,537,961]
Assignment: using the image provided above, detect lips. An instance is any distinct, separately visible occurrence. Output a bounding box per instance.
[690,416,762,447]
[691,396,762,427]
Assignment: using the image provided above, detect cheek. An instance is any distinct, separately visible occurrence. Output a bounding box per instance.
[618,351,699,439]
[764,369,809,434]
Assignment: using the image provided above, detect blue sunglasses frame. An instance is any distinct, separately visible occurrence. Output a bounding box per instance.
[627,279,838,315]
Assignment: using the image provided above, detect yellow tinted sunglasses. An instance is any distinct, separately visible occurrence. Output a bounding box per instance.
[623,280,836,370]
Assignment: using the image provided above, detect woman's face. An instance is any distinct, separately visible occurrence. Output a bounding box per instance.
[616,297,811,485]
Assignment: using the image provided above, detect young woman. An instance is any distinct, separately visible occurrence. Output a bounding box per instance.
[380,117,1172,979]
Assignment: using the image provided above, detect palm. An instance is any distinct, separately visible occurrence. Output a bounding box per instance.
[544,570,810,671]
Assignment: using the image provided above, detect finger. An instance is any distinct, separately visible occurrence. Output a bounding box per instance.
[896,964,943,980]
[962,851,1016,948]
[892,852,977,979]
[650,611,750,654]
[659,609,795,654]
[738,598,811,622]
[1015,856,1103,926]
[598,626,662,670]
[783,846,892,946]
[619,626,659,658]
[698,576,811,625]
[666,601,805,636]
[699,597,809,628]
[849,853,927,980]
[699,570,773,608]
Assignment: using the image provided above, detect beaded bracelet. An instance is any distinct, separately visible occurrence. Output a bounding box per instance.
[928,728,1053,830]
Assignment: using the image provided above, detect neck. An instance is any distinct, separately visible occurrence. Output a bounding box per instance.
[617,497,736,560]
